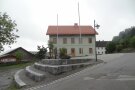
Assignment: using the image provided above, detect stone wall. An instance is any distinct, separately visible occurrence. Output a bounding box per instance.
[35,59,93,75]
[41,59,92,65]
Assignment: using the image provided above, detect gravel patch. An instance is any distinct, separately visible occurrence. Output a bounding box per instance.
[0,68,19,90]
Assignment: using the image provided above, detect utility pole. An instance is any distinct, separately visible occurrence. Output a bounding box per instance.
[94,20,100,61]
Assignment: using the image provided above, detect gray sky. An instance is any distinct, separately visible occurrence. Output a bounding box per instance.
[0,0,135,51]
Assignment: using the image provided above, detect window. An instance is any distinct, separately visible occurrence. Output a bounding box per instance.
[63,38,67,44]
[79,38,83,44]
[53,38,57,44]
[71,48,75,56]
[89,48,93,54]
[79,48,83,54]
[71,38,75,44]
[88,38,92,43]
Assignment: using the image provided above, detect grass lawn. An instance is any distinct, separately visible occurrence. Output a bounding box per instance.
[0,61,34,70]
[7,82,18,90]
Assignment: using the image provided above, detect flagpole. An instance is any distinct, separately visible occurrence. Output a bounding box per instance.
[78,2,81,43]
[57,14,58,44]
[57,14,59,58]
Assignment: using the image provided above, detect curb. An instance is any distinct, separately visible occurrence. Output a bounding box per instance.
[14,69,26,88]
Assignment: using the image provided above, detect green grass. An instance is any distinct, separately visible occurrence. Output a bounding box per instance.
[7,82,19,90]
[0,62,34,70]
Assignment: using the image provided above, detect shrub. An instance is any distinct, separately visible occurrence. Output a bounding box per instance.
[59,48,70,59]
[15,51,23,63]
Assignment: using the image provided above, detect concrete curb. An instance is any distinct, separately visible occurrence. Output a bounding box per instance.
[14,69,26,88]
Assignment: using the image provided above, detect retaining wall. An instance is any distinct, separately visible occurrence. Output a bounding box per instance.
[41,59,92,65]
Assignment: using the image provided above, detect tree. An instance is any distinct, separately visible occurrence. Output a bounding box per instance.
[0,12,19,52]
[36,45,47,60]
[15,51,23,63]
[59,48,70,59]
[48,41,54,58]
[111,26,135,52]
[106,42,116,53]
[116,44,123,52]
[59,48,67,58]
[130,36,135,48]
[119,37,130,48]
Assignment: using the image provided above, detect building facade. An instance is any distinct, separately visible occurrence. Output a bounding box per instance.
[96,41,109,55]
[46,23,98,58]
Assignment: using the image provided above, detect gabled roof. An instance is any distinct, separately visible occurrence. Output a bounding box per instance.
[0,48,18,56]
[0,47,35,57]
[46,23,98,35]
[96,41,110,47]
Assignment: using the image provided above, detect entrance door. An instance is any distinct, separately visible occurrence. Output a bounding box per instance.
[71,48,75,57]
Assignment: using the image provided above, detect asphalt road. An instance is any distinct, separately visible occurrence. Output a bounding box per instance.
[27,53,135,90]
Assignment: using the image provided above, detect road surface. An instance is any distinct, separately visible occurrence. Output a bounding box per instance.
[27,53,135,90]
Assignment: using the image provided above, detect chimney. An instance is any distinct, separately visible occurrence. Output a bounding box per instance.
[74,23,78,29]
[74,23,78,26]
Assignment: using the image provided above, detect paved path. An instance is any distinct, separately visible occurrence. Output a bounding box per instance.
[26,53,135,90]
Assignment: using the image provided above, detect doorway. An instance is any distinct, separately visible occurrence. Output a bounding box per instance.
[71,48,75,57]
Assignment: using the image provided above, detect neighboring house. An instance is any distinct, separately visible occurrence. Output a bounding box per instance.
[0,47,36,63]
[46,23,98,57]
[96,41,109,55]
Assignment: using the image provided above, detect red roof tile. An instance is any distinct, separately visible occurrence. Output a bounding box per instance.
[46,24,98,35]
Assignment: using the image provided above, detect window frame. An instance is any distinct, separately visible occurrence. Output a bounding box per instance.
[53,38,57,44]
[63,38,67,44]
[88,38,92,43]
[71,38,75,44]
[89,48,93,54]
[79,48,83,54]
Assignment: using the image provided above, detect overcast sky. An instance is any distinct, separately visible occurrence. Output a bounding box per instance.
[0,0,135,51]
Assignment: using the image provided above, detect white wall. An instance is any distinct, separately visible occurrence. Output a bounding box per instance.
[49,35,96,58]
[96,47,106,55]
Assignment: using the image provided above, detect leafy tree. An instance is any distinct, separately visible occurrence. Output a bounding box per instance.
[0,12,19,52]
[130,36,135,48]
[36,45,47,60]
[106,42,116,53]
[116,44,123,52]
[15,51,23,62]
[59,48,70,59]
[119,37,130,48]
[111,26,135,52]
[59,48,67,58]
[112,36,120,43]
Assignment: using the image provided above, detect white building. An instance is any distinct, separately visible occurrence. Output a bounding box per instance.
[46,23,98,58]
[96,41,109,55]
